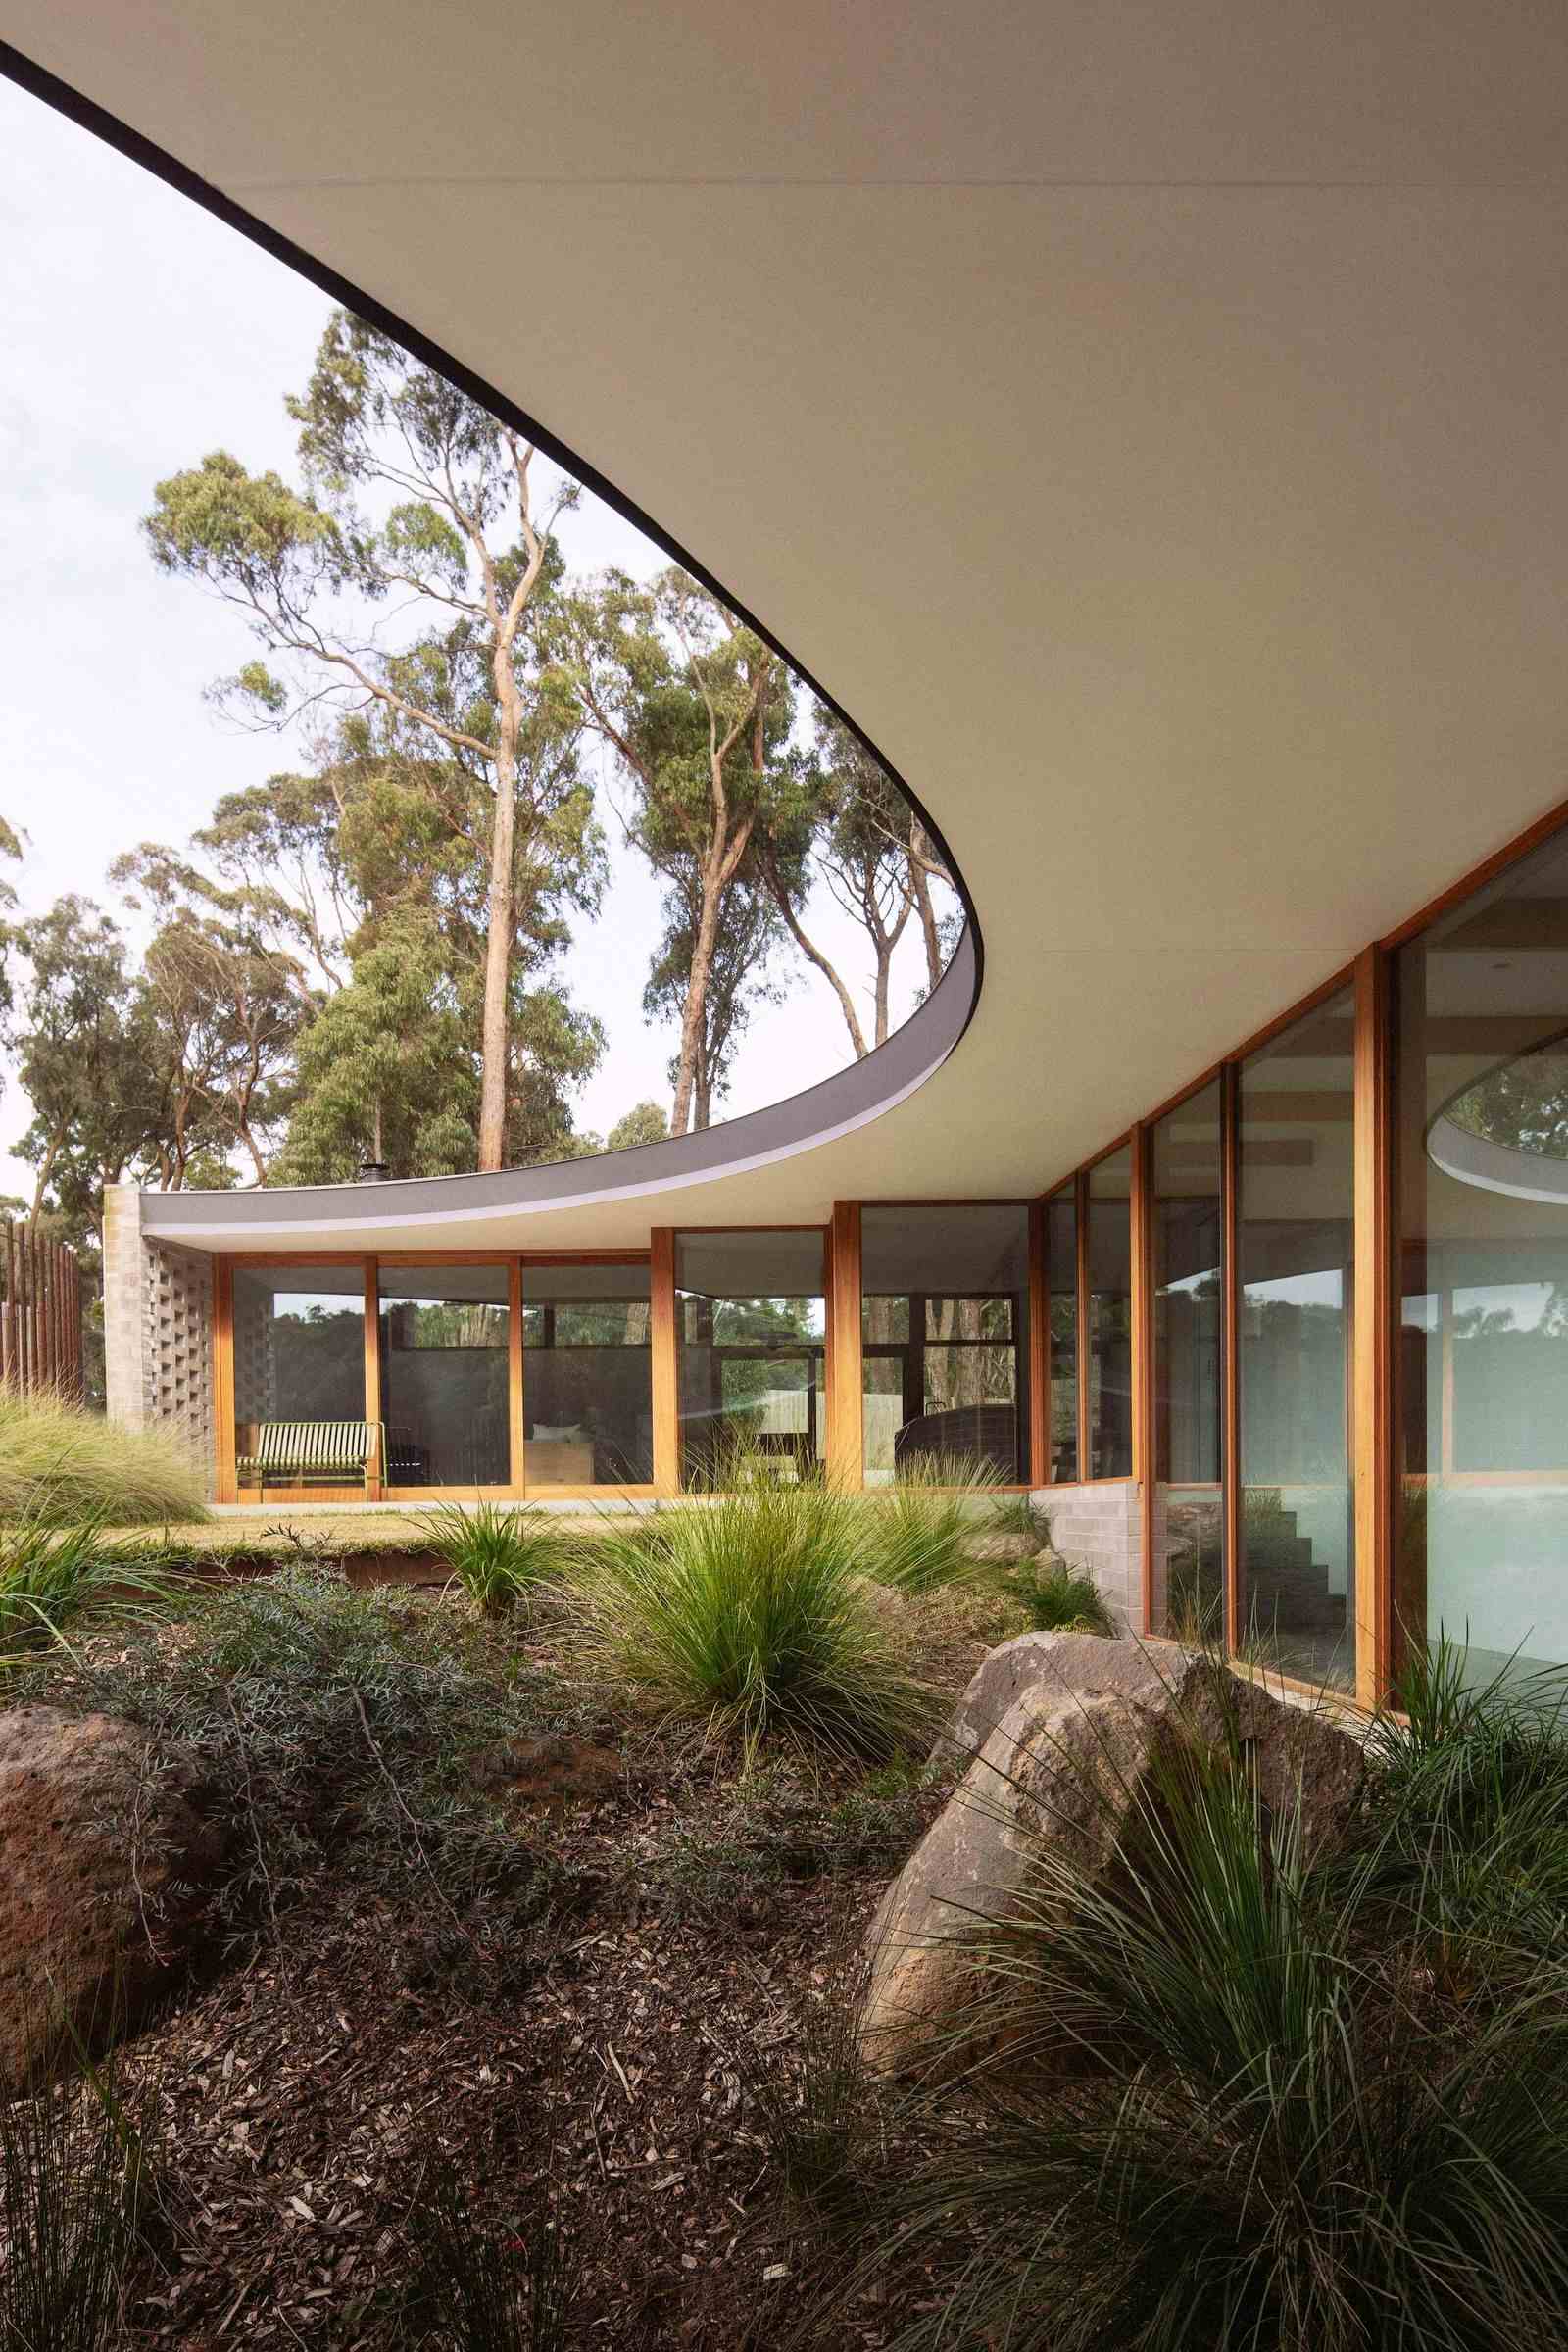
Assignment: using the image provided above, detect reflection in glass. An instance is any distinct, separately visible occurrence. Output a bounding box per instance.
[676,1232,825,1485]
[1152,1084,1224,1640]
[522,1264,652,1487]
[379,1264,510,1487]
[1239,993,1354,1688]
[1088,1152,1133,1478]
[859,1205,1030,1483]
[232,1263,368,1491]
[1396,831,1568,1682]
[1046,1187,1077,1482]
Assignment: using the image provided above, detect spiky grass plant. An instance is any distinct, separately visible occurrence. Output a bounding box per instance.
[858,1452,1004,1596]
[428,1501,573,1617]
[405,2156,575,2352]
[567,1469,937,1758]
[997,1551,1113,1636]
[827,1657,1568,2352]
[985,1494,1049,1542]
[0,1390,207,1528]
[1348,1634,1568,1991]
[0,2047,161,2351]
[738,1921,883,2233]
[0,1506,183,1673]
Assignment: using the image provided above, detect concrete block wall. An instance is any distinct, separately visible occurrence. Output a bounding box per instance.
[1030,1479,1144,1632]
[103,1184,217,1498]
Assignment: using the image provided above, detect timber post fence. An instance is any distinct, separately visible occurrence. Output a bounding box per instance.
[0,1221,84,1399]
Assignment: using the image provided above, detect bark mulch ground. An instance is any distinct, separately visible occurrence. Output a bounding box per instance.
[103,1589,1014,2351]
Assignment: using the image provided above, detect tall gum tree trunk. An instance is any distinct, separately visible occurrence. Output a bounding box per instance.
[671,847,724,1136]
[477,657,519,1170]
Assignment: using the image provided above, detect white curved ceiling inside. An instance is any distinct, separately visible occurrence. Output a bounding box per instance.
[8,3,1568,1246]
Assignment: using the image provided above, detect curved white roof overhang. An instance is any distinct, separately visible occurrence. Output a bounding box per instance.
[7,6,1568,1253]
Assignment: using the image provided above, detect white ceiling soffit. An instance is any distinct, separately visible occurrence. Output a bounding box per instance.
[8,4,1568,1248]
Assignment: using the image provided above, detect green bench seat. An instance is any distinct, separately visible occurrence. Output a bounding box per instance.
[237,1419,385,1496]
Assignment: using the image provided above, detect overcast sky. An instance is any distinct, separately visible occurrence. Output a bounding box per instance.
[0,78,941,1202]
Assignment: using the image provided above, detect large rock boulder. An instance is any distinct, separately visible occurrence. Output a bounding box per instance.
[935,1629,1200,1767]
[863,1633,1364,2076]
[0,1705,225,2091]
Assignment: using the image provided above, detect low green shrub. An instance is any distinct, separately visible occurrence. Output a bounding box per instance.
[634,1757,930,1918]
[567,1475,937,1758]
[822,1654,1568,2352]
[23,1566,561,1948]
[858,1453,1004,1595]
[997,1551,1113,1636]
[429,1500,573,1616]
[0,1508,184,1673]
[0,1391,207,1527]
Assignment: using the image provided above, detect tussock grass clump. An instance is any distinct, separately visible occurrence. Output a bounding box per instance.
[985,1493,1049,1541]
[821,1654,1568,2352]
[858,1453,1004,1596]
[568,1471,937,1758]
[429,1500,574,1616]
[404,2151,576,2351]
[0,2045,163,2351]
[0,1391,207,1529]
[998,1551,1113,1636]
[738,1923,883,2233]
[0,1509,184,1673]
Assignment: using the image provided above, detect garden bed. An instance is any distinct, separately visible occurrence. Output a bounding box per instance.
[9,1562,1022,2350]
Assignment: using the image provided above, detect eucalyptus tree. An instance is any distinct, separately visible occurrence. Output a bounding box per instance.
[111,846,302,1185]
[643,867,784,1129]
[562,569,794,1135]
[143,310,600,1169]
[8,900,165,1229]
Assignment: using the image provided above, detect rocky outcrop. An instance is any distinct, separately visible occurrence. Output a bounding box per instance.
[0,1705,224,2091]
[863,1633,1364,2075]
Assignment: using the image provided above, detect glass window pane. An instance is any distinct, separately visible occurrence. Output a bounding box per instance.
[675,1231,824,1485]
[1088,1151,1133,1479]
[1152,1084,1224,1640]
[232,1263,368,1493]
[1046,1186,1077,1482]
[1396,829,1568,1684]
[523,1263,652,1488]
[859,1205,1030,1485]
[1239,994,1355,1689]
[378,1265,510,1487]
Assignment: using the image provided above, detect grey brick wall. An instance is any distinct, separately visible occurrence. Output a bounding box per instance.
[1030,1478,1144,1632]
[102,1185,217,1499]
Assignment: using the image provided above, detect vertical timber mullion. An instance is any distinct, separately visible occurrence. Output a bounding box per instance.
[828,1203,863,1491]
[1132,1125,1154,1635]
[1221,1062,1243,1661]
[1075,1169,1091,1483]
[1353,944,1396,1712]
[650,1230,679,1498]
[509,1259,526,1497]
[1027,1200,1050,1490]
[362,1260,382,1500]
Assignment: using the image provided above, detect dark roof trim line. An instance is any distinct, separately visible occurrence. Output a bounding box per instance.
[138,930,975,1244]
[0,36,983,1051]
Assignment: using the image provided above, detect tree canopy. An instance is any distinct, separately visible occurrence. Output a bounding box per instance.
[6,308,961,1249]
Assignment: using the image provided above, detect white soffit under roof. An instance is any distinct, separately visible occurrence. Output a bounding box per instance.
[8,3,1568,1247]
